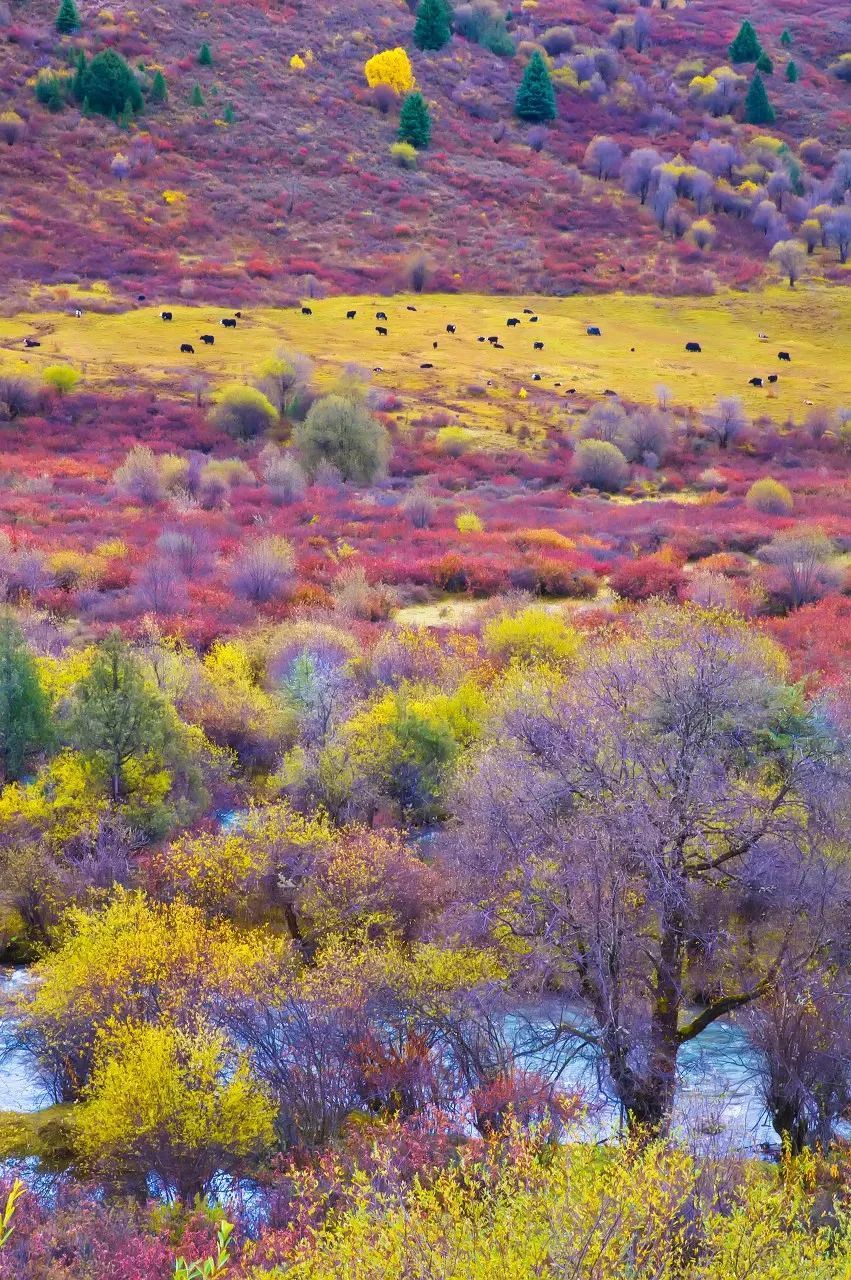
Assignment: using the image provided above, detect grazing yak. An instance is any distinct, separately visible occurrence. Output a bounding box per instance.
[161,311,173,321]
[180,343,195,354]
[376,326,388,336]
[749,376,763,387]
[420,362,434,369]
[346,310,357,319]
[778,351,791,361]
[446,324,456,334]
[533,341,544,351]
[301,306,313,316]
[201,334,215,345]
[24,338,40,348]
[685,342,702,352]
[376,311,388,321]
[221,318,237,328]
[506,317,520,327]
[587,326,601,336]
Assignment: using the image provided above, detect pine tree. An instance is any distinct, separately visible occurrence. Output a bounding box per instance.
[780,28,792,47]
[413,0,452,51]
[728,20,762,63]
[756,52,773,75]
[81,48,143,116]
[515,50,556,122]
[55,0,81,34]
[398,91,431,147]
[0,613,52,783]
[744,71,775,124]
[150,70,168,103]
[191,82,205,107]
[71,49,87,102]
[223,103,235,123]
[785,59,798,83]
[198,42,213,66]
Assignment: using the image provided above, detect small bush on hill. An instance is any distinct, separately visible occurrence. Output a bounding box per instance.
[294,396,390,483]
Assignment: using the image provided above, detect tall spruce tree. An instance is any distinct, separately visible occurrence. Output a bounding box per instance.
[0,613,53,783]
[56,0,81,34]
[398,91,431,147]
[413,0,452,51]
[729,20,762,63]
[785,60,799,82]
[744,71,775,124]
[515,50,556,122]
[81,48,142,116]
[149,69,168,103]
[198,42,213,66]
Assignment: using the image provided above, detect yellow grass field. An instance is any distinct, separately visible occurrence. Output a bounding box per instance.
[2,286,849,437]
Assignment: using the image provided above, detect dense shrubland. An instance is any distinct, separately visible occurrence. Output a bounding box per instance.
[0,0,850,1272]
[0,0,849,300]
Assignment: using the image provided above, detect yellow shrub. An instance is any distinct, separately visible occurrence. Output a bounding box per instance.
[483,606,581,666]
[455,511,484,535]
[364,48,415,94]
[745,476,794,514]
[42,365,80,395]
[436,425,474,455]
[290,53,306,70]
[390,141,417,168]
[76,1020,275,1197]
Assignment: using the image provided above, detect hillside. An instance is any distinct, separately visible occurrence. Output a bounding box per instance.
[0,0,849,304]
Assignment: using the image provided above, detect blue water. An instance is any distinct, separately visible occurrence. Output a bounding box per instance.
[0,969,44,1113]
[509,1000,775,1152]
[0,968,778,1150]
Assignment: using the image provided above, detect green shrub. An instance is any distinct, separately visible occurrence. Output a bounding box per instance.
[294,395,390,483]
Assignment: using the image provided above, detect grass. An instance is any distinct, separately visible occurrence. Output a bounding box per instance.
[2,286,850,434]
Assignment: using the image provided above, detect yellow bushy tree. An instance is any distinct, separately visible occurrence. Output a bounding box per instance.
[483,606,581,667]
[364,48,415,95]
[14,890,258,1101]
[77,1020,275,1200]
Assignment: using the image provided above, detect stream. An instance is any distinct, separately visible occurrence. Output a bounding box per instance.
[0,968,777,1151]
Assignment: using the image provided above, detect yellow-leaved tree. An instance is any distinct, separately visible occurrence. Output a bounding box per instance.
[363,48,415,95]
[76,1020,275,1201]
[13,889,261,1103]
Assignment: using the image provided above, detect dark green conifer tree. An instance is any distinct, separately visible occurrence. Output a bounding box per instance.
[514,50,556,122]
[56,0,81,34]
[0,613,53,783]
[191,82,205,107]
[81,48,142,116]
[149,69,168,103]
[744,70,775,124]
[198,42,213,66]
[728,19,762,63]
[756,52,773,75]
[398,91,431,147]
[413,0,452,51]
[785,60,798,82]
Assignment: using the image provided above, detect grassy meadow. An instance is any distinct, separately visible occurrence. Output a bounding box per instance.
[2,286,850,437]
